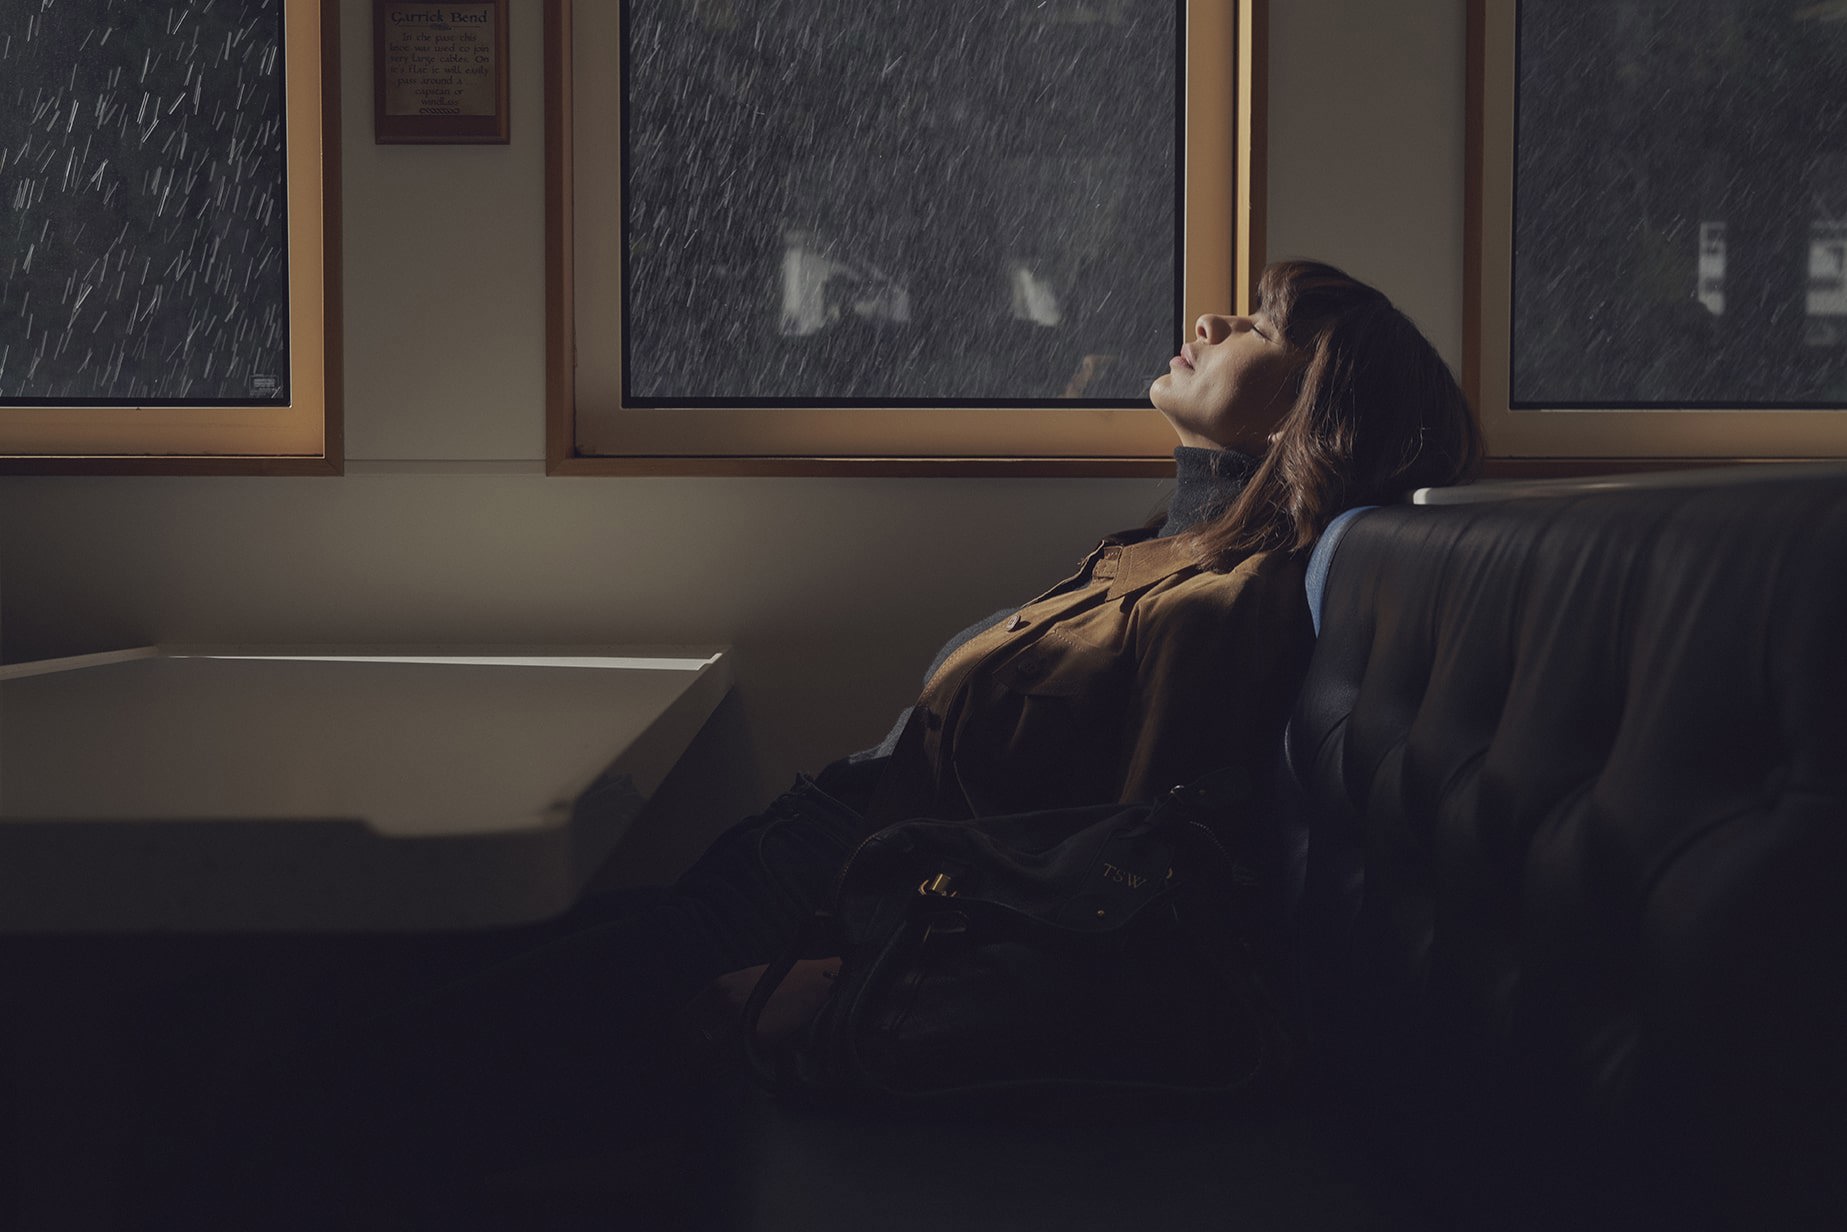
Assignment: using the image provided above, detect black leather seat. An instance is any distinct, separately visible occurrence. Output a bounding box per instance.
[710,468,1847,1231]
[1288,472,1847,1230]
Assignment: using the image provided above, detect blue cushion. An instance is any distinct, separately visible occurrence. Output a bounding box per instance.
[1305,506,1379,635]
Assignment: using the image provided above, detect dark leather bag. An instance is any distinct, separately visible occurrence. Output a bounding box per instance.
[742,768,1291,1111]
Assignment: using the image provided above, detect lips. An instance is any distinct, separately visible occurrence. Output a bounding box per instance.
[1173,343,1196,369]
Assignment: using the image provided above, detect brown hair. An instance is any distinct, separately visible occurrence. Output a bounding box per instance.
[1161,260,1484,568]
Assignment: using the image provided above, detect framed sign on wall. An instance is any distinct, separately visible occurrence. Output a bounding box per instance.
[374,0,509,144]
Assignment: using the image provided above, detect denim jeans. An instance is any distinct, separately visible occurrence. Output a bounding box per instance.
[157,768,875,1229]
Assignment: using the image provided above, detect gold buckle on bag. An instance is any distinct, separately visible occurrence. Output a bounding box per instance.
[917,873,958,897]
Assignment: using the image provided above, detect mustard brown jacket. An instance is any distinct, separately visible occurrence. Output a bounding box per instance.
[860,525,1316,825]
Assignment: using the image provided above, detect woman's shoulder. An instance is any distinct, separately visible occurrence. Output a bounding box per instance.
[1221,546,1311,581]
[1139,548,1313,629]
[1121,550,1315,677]
[1191,547,1311,599]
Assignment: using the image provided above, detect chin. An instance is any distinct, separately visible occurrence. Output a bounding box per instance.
[1149,382,1179,416]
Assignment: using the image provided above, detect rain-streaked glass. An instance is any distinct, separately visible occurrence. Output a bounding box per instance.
[622,0,1181,406]
[0,0,290,406]
[1512,0,1847,408]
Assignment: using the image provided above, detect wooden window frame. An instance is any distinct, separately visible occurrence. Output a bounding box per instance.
[0,0,343,477]
[545,0,1267,478]
[1466,0,1847,477]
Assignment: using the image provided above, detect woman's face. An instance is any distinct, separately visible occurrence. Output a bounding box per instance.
[1150,312,1303,453]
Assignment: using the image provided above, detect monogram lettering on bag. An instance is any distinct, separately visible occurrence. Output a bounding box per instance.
[1100,862,1169,891]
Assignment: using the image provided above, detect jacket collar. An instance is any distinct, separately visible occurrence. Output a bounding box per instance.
[1096,525,1213,600]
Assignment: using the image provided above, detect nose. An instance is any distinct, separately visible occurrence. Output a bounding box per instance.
[1195,314,1232,343]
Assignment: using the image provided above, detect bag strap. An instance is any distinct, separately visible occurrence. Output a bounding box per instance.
[741,907,831,1093]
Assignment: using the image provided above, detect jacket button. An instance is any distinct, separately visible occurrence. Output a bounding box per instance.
[1005,614,1027,631]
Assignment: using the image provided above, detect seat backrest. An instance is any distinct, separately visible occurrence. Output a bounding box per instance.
[1285,471,1847,1229]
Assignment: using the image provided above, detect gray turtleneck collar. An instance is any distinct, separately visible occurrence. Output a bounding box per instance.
[1157,446,1261,538]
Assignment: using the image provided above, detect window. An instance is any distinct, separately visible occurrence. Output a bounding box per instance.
[1469,0,1847,464]
[0,0,340,475]
[547,0,1264,476]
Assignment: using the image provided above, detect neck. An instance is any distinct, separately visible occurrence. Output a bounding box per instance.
[1158,445,1260,538]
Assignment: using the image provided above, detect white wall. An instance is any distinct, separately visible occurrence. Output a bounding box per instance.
[1267,0,1467,372]
[0,0,1467,873]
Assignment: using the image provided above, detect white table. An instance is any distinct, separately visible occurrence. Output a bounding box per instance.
[0,644,733,932]
[0,643,737,1227]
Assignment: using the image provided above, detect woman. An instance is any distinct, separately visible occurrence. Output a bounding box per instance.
[779,259,1480,843]
[703,257,1484,1046]
[160,261,1480,1227]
